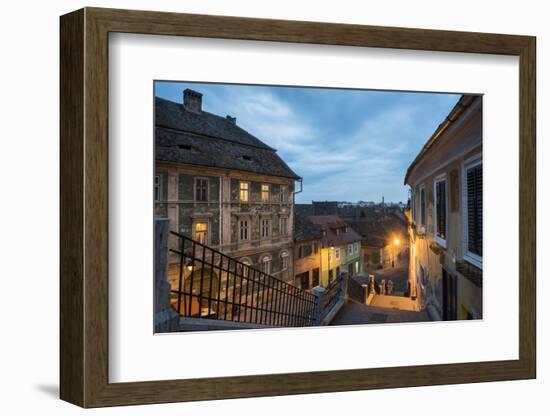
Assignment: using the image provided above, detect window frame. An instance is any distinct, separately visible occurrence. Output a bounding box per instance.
[154,175,161,202]
[280,185,288,204]
[279,216,288,236]
[239,218,249,241]
[347,244,353,256]
[194,177,209,202]
[434,174,448,248]
[280,251,289,271]
[335,248,341,260]
[462,155,483,269]
[261,217,270,239]
[239,181,249,203]
[261,255,272,275]
[193,221,209,245]
[261,183,270,203]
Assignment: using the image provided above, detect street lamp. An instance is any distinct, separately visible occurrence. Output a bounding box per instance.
[391,237,400,268]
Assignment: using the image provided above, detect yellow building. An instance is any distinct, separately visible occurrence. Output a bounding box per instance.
[405,95,482,320]
[307,216,362,287]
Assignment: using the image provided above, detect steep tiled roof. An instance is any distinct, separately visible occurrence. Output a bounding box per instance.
[294,211,323,242]
[307,215,362,247]
[155,96,300,180]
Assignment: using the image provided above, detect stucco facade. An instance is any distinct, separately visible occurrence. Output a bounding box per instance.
[406,95,483,320]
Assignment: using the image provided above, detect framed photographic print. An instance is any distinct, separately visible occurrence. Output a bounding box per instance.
[60,7,536,408]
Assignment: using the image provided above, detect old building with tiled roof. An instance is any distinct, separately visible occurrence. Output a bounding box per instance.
[155,89,300,291]
[294,209,362,288]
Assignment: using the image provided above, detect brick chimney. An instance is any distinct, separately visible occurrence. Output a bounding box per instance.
[226,115,237,124]
[183,89,202,113]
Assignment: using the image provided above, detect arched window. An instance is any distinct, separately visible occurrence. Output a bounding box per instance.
[261,255,272,275]
[240,258,252,278]
[280,251,289,271]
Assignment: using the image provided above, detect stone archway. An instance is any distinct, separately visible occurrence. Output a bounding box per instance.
[170,267,219,317]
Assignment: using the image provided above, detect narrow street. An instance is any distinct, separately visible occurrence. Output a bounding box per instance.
[329,249,430,325]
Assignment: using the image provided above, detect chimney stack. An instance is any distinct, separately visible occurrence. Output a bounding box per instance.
[183,89,202,113]
[226,115,237,124]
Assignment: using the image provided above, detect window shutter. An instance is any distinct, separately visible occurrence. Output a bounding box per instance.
[467,164,483,256]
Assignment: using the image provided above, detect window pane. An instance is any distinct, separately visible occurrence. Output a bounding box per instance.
[154,175,160,201]
[195,179,208,201]
[195,222,208,243]
[261,184,269,202]
[239,182,249,202]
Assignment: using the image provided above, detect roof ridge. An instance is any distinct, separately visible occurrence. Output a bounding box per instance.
[155,96,276,151]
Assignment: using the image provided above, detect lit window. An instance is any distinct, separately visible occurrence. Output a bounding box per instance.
[239,181,249,202]
[195,178,208,202]
[434,176,447,245]
[335,248,341,260]
[154,175,161,201]
[261,184,270,202]
[261,218,270,239]
[279,217,288,236]
[194,222,208,244]
[239,219,249,241]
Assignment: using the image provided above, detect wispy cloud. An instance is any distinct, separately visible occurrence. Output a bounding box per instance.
[155,82,460,203]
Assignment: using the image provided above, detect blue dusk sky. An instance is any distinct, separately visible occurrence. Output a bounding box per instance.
[155,81,461,204]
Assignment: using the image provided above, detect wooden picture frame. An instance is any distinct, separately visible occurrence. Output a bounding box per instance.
[60,7,536,408]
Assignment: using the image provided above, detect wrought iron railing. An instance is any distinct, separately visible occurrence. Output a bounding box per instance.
[324,275,342,313]
[169,231,317,327]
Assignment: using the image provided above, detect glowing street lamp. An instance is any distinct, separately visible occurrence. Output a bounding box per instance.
[391,237,400,268]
